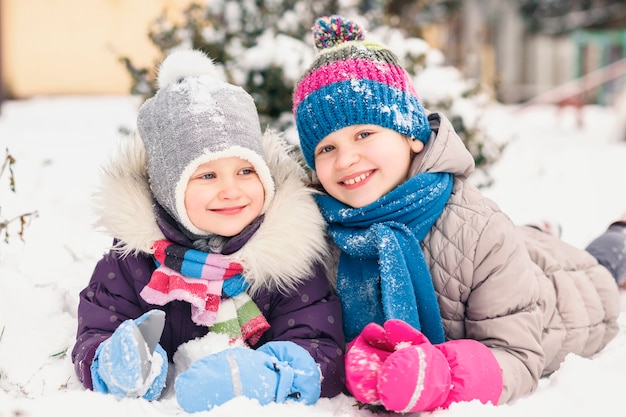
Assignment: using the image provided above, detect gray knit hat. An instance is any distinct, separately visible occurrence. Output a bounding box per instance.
[137,49,275,236]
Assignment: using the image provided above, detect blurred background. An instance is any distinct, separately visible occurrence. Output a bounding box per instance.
[2,0,626,184]
[1,0,191,97]
[3,0,626,103]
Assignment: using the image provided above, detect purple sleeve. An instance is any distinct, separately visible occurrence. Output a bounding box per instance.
[252,263,346,398]
[71,249,153,389]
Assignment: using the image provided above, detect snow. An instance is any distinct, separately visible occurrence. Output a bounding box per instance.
[1,95,626,416]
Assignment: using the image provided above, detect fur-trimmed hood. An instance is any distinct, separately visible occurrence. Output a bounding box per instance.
[93,129,330,294]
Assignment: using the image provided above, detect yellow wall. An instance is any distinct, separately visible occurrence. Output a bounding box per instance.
[1,0,195,98]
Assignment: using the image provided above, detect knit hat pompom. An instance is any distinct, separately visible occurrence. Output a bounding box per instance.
[293,15,432,170]
[137,49,275,237]
[312,15,364,50]
[157,49,221,89]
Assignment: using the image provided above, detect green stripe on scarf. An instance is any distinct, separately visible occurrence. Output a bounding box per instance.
[208,293,269,344]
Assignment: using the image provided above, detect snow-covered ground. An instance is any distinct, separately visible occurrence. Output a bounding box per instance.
[1,96,625,416]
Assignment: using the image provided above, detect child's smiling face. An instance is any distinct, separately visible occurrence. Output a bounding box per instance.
[184,157,265,236]
[313,124,424,208]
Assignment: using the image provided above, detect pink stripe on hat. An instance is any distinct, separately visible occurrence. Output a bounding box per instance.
[293,58,417,109]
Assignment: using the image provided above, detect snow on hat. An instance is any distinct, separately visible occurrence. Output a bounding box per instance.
[293,15,431,169]
[137,49,275,236]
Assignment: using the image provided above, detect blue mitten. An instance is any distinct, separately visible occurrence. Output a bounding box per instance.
[175,341,321,413]
[91,310,168,400]
[257,341,321,404]
[175,347,278,412]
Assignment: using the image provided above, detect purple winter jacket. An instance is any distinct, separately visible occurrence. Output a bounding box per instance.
[71,130,345,398]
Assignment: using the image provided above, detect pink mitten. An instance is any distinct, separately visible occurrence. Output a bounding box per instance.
[436,339,503,408]
[378,319,503,412]
[344,322,395,404]
[384,319,431,346]
[378,321,452,412]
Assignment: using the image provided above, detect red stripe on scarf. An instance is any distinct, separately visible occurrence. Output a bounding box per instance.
[204,293,220,312]
[152,240,170,265]
[146,269,220,314]
[242,316,272,346]
[224,263,243,278]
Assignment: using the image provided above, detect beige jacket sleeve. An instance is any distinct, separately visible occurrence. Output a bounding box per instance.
[425,183,546,404]
[467,211,545,403]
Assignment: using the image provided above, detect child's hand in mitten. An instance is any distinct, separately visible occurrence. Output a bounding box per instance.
[175,341,321,413]
[344,322,395,404]
[376,320,453,412]
[376,319,503,412]
[90,310,168,400]
[344,320,451,411]
[257,341,322,404]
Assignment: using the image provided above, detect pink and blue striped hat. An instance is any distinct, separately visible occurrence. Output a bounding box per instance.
[293,15,431,169]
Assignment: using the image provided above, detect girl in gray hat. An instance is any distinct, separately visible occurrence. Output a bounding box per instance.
[71,49,344,412]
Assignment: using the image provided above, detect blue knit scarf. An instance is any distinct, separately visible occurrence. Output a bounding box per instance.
[315,172,453,343]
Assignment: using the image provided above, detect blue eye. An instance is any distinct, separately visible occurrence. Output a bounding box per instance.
[357,132,370,139]
[200,173,215,179]
[318,145,335,154]
[239,168,255,175]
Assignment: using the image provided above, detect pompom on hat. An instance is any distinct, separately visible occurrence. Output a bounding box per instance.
[137,49,275,236]
[293,15,431,169]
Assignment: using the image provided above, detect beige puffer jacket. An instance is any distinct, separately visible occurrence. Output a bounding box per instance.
[412,113,620,404]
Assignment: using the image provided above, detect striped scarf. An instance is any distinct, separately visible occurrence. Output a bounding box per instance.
[140,239,270,345]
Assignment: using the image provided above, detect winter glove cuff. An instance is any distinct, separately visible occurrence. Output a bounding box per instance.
[257,341,322,404]
[436,339,503,408]
[143,344,168,401]
[90,310,167,400]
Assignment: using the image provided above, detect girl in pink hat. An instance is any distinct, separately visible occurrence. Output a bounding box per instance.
[293,15,622,413]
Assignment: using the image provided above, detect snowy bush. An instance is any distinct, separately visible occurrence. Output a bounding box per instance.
[120,0,505,187]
